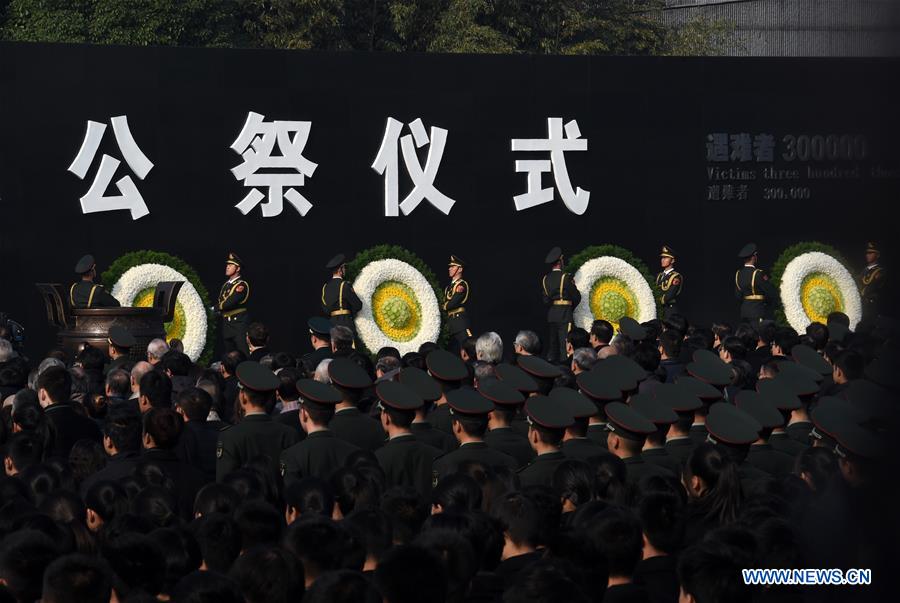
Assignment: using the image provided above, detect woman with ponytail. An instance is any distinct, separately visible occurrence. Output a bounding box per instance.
[682,443,742,546]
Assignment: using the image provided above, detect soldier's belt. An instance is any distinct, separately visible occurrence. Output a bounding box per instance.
[743,295,765,301]
[553,300,573,306]
[330,309,352,316]
[448,308,466,316]
[222,308,247,318]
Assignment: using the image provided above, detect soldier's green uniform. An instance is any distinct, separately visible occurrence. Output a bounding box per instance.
[541,247,581,364]
[104,325,136,375]
[216,252,250,354]
[605,402,675,487]
[858,242,885,322]
[655,245,683,321]
[328,359,385,451]
[70,255,120,309]
[734,243,778,324]
[443,254,472,355]
[216,362,299,481]
[516,395,574,488]
[280,379,358,483]
[480,378,534,468]
[322,253,362,335]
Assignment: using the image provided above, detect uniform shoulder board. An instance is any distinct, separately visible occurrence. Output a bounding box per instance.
[216,440,224,459]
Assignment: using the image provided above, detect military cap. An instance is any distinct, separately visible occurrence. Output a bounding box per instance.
[544,246,563,264]
[775,359,824,384]
[236,361,280,392]
[399,367,441,402]
[864,356,899,390]
[737,242,757,259]
[686,352,732,387]
[296,379,343,405]
[810,397,868,447]
[479,378,525,407]
[791,344,831,376]
[630,394,678,426]
[376,380,424,411]
[576,369,622,402]
[605,402,656,441]
[756,378,801,411]
[325,253,346,270]
[599,355,646,385]
[549,387,595,419]
[495,363,539,393]
[107,325,136,349]
[308,317,333,339]
[832,423,887,461]
[735,390,784,429]
[843,379,893,421]
[866,241,880,254]
[74,254,95,274]
[426,349,468,382]
[705,402,761,446]
[525,395,574,430]
[660,245,676,259]
[618,316,647,341]
[226,252,242,267]
[517,355,562,380]
[675,376,723,401]
[328,358,373,389]
[653,382,702,414]
[448,254,465,267]
[447,387,493,416]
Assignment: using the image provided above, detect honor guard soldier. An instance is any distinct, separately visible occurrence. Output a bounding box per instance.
[280,379,358,483]
[858,241,885,322]
[70,255,121,309]
[443,254,472,355]
[542,246,581,364]
[216,362,300,481]
[105,325,136,375]
[656,245,683,320]
[734,243,779,324]
[215,252,250,355]
[322,254,363,336]
[517,395,573,488]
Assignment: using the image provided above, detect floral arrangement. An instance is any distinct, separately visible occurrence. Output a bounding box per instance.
[567,245,659,332]
[772,242,861,332]
[345,245,445,355]
[102,251,215,364]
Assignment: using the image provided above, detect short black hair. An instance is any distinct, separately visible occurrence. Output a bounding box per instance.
[805,322,829,350]
[374,545,447,603]
[143,407,183,450]
[36,365,72,404]
[833,349,864,380]
[301,400,335,427]
[77,345,106,371]
[433,473,482,512]
[566,327,589,350]
[171,570,244,603]
[383,405,415,429]
[193,483,240,517]
[189,513,241,573]
[638,492,684,554]
[247,322,269,347]
[773,327,799,354]
[140,370,173,409]
[175,387,213,422]
[590,320,613,344]
[678,539,753,603]
[284,478,334,519]
[452,413,488,438]
[230,546,305,603]
[282,517,363,582]
[100,533,165,596]
[42,553,113,603]
[105,369,131,398]
[234,500,284,549]
[4,433,44,473]
[148,527,202,595]
[102,407,142,453]
[659,329,682,358]
[462,337,477,360]
[84,480,128,523]
[277,367,302,401]
[303,569,379,603]
[757,320,777,345]
[345,508,393,562]
[721,336,747,360]
[531,423,564,448]
[381,488,428,545]
[0,529,60,602]
[591,507,643,577]
[222,350,246,376]
[492,491,540,549]
[160,351,192,377]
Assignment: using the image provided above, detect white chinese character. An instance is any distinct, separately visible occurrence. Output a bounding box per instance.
[230,111,318,218]
[511,117,590,215]
[371,117,456,217]
[67,116,153,220]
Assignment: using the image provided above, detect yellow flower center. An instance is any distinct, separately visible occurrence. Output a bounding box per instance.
[799,272,843,324]
[372,281,422,342]
[589,277,637,333]
[133,288,187,342]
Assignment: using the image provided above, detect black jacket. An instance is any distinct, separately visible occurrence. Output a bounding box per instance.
[329,407,385,451]
[45,402,102,458]
[375,434,441,498]
[280,430,359,483]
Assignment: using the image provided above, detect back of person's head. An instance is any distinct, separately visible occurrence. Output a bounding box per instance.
[230,546,304,603]
[345,508,393,566]
[36,366,72,405]
[221,351,245,377]
[105,369,131,399]
[101,532,165,597]
[148,527,202,595]
[633,342,661,372]
[303,569,379,603]
[433,473,482,513]
[721,336,747,360]
[140,370,173,409]
[587,507,643,579]
[756,320,777,345]
[678,538,754,603]
[659,329,682,358]
[102,407,142,453]
[330,326,354,352]
[638,491,684,555]
[193,483,240,518]
[276,367,302,402]
[515,330,541,355]
[171,570,243,603]
[833,349,865,381]
[188,513,241,573]
[77,346,106,372]
[247,322,269,348]
[491,491,540,551]
[41,553,112,603]
[69,439,107,486]
[222,469,265,502]
[283,517,363,583]
[130,484,179,529]
[331,467,382,517]
[4,433,44,475]
[502,560,590,603]
[772,327,799,354]
[175,388,212,422]
[794,446,838,493]
[592,454,628,505]
[285,478,335,520]
[552,460,595,510]
[375,544,448,603]
[381,488,428,545]
[234,500,284,549]
[684,443,742,525]
[0,529,59,602]
[85,480,128,527]
[805,322,829,350]
[414,528,477,603]
[143,407,183,450]
[590,320,614,345]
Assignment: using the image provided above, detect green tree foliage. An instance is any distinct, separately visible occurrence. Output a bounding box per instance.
[0,0,734,56]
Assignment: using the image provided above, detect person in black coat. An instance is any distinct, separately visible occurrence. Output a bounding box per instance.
[80,406,143,495]
[482,378,534,468]
[174,387,224,482]
[36,366,101,458]
[327,359,385,451]
[541,247,581,364]
[516,396,573,488]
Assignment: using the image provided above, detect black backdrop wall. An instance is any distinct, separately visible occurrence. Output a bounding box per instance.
[1,43,898,360]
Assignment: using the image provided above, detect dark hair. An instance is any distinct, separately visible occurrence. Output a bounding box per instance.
[590,320,613,344]
[0,530,60,602]
[794,446,838,493]
[757,320,777,345]
[189,513,241,573]
[345,508,393,563]
[330,326,354,352]
[826,311,850,327]
[285,478,334,519]
[566,328,589,350]
[462,337,477,360]
[277,367,302,401]
[721,336,747,360]
[246,322,269,347]
[130,485,179,529]
[414,528,477,603]
[234,500,284,549]
[222,469,265,502]
[4,432,44,474]
[374,545,447,603]
[773,327,799,355]
[160,352,192,377]
[140,370,173,409]
[222,350,245,376]
[663,315,688,337]
[433,473,482,512]
[381,488,428,545]
[230,546,304,603]
[452,413,488,438]
[175,387,212,422]
[104,369,131,398]
[171,570,244,603]
[711,322,732,343]
[42,553,112,603]
[491,491,540,549]
[530,423,564,448]
[684,443,742,526]
[593,454,628,505]
[85,480,129,524]
[68,439,107,486]
[591,507,643,578]
[633,342,661,372]
[805,322,829,350]
[678,539,753,603]
[658,329,682,358]
[36,366,72,404]
[833,349,864,380]
[102,407,142,453]
[552,460,595,509]
[303,569,378,603]
[193,483,240,517]
[143,407,184,450]
[301,400,335,426]
[148,527,202,594]
[270,352,295,372]
[638,491,684,554]
[282,517,363,582]
[100,533,165,596]
[501,560,590,603]
[330,467,383,516]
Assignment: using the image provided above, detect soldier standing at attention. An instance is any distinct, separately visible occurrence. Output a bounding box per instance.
[70,255,121,309]
[734,243,778,324]
[542,246,581,364]
[443,254,472,356]
[656,245,683,320]
[214,252,250,355]
[322,253,363,337]
[858,241,885,323]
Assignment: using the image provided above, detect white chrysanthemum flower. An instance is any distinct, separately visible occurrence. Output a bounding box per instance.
[111,263,208,361]
[572,256,657,332]
[353,259,441,355]
[780,251,861,332]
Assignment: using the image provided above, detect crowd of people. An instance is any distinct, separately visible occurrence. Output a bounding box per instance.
[0,306,895,603]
